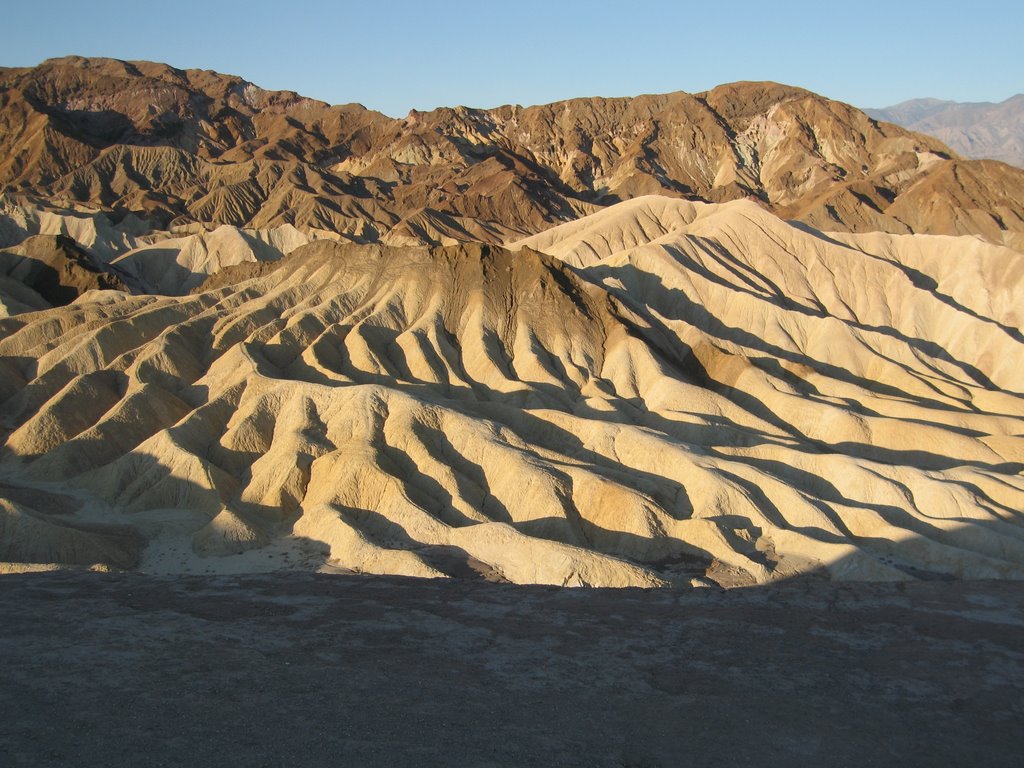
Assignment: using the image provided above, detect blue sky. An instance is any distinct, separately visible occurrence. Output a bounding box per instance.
[4,0,1021,116]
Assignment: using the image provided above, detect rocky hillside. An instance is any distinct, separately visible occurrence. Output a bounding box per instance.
[2,56,1023,251]
[3,198,1023,584]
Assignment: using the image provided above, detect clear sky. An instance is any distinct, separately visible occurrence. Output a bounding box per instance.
[3,0,1021,116]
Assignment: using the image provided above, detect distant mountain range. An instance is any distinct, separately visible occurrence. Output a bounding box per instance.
[866,95,1024,168]
[2,57,1023,254]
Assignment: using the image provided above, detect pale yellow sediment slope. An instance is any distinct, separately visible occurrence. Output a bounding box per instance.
[0,197,336,295]
[2,197,1023,586]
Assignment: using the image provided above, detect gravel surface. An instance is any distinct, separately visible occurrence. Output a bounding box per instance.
[2,573,1023,767]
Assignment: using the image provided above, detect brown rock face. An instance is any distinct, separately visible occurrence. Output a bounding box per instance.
[2,57,1023,250]
[0,234,130,305]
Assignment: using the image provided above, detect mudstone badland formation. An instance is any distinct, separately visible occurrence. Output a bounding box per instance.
[2,56,1024,587]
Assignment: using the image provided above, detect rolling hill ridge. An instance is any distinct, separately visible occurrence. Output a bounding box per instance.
[2,56,1023,254]
[3,197,1024,584]
[2,59,1024,584]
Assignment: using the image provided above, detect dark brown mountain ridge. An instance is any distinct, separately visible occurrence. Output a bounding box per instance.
[1,55,1023,251]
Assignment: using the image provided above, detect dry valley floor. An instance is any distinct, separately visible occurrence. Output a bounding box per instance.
[1,572,1022,767]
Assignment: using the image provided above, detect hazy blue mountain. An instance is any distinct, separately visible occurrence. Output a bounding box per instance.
[866,95,1024,167]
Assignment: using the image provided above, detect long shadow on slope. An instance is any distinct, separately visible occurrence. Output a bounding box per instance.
[789,221,1024,346]
[651,243,1006,394]
[669,237,812,312]
[3,384,1022,585]
[293,321,775,454]
[567,382,1021,472]
[4,302,1020,585]
[8,440,1021,585]
[707,450,1024,573]
[432,395,694,517]
[589,261,1013,414]
[320,367,1022,541]
[113,247,210,296]
[42,107,136,147]
[0,481,144,569]
[515,515,729,578]
[286,323,1020,483]
[326,504,506,581]
[6,303,1021,581]
[711,452,943,538]
[677,462,1020,582]
[376,440,483,529]
[335,500,729,585]
[0,442,497,581]
[409,421,514,525]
